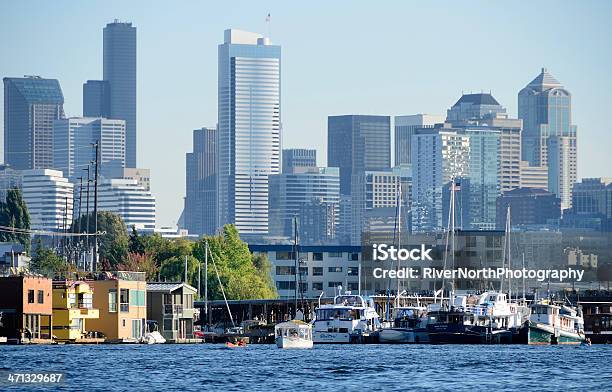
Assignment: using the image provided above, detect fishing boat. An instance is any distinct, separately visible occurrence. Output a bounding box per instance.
[379,305,429,343]
[312,293,381,343]
[527,300,585,345]
[275,320,313,349]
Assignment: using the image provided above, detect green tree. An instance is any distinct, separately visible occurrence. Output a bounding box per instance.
[194,225,277,300]
[70,211,128,269]
[30,245,71,277]
[159,255,200,286]
[128,226,146,255]
[118,252,158,280]
[0,188,31,251]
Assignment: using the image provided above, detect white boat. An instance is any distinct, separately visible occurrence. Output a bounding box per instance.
[528,301,585,345]
[312,293,381,343]
[275,320,313,349]
[141,321,166,344]
[379,306,429,343]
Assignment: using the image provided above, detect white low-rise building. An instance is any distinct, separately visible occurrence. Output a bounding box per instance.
[98,178,156,232]
[21,169,73,232]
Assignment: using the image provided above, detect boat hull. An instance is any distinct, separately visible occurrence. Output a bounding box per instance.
[275,336,313,349]
[528,322,585,345]
[379,328,428,343]
[313,331,351,343]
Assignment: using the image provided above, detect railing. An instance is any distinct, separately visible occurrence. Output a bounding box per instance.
[164,304,184,314]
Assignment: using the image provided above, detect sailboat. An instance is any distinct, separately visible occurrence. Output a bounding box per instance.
[275,217,313,349]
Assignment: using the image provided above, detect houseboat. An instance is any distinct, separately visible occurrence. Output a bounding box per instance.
[528,301,585,345]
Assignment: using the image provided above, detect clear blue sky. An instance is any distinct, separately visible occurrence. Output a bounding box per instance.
[2,0,611,227]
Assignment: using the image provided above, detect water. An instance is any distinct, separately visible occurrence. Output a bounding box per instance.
[1,344,610,391]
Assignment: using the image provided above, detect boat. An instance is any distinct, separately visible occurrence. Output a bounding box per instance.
[225,341,247,348]
[275,320,313,349]
[527,300,585,345]
[379,305,429,343]
[141,321,166,344]
[312,293,381,343]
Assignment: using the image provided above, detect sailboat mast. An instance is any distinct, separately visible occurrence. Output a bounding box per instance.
[396,185,401,308]
[294,215,298,318]
[204,241,208,320]
[506,206,511,301]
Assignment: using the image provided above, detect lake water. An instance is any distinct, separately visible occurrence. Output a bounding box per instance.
[1,344,610,391]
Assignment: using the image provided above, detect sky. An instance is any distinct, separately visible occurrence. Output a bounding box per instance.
[1,0,611,228]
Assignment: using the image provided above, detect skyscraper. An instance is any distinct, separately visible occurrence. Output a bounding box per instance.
[519,68,577,209]
[21,169,73,232]
[3,76,65,170]
[184,127,217,236]
[98,178,156,232]
[217,29,281,235]
[282,148,316,173]
[446,93,506,124]
[327,115,391,195]
[103,21,137,168]
[268,167,340,242]
[82,80,110,117]
[394,114,443,167]
[53,117,126,179]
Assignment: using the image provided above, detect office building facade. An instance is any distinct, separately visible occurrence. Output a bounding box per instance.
[82,80,110,117]
[184,127,217,236]
[103,21,137,168]
[3,76,65,170]
[496,188,561,229]
[53,117,126,179]
[217,29,281,236]
[394,114,443,168]
[21,169,73,232]
[282,148,316,173]
[98,178,156,231]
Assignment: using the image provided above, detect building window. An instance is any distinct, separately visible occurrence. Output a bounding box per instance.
[328,281,342,288]
[312,282,323,291]
[276,251,295,260]
[349,253,359,261]
[347,282,359,291]
[275,281,296,290]
[28,290,34,304]
[276,266,295,275]
[299,267,308,276]
[312,267,323,276]
[120,289,130,312]
[37,290,44,304]
[347,267,359,276]
[312,252,323,261]
[328,252,342,258]
[163,318,173,331]
[129,290,145,306]
[328,267,342,273]
[109,289,117,312]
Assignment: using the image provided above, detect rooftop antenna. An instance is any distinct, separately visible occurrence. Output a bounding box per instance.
[265,13,271,39]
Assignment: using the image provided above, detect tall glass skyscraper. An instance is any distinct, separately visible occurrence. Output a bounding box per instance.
[3,76,65,170]
[519,68,577,209]
[327,115,391,196]
[185,127,217,236]
[394,114,443,168]
[82,80,110,117]
[104,21,137,168]
[217,29,281,235]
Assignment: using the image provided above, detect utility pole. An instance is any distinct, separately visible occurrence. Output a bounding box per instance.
[205,241,209,326]
[63,196,69,261]
[76,176,83,269]
[93,141,100,272]
[83,165,91,271]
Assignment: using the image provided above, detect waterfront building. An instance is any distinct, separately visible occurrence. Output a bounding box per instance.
[3,76,65,170]
[446,93,506,124]
[98,178,156,232]
[217,29,281,236]
[21,169,73,232]
[41,280,99,342]
[249,244,361,299]
[53,117,126,179]
[520,161,548,190]
[0,243,30,276]
[82,80,110,117]
[328,115,391,196]
[394,114,443,168]
[88,271,147,342]
[184,127,217,236]
[146,282,197,342]
[496,188,561,229]
[282,149,317,173]
[104,21,137,168]
[519,68,577,208]
[0,276,53,342]
[268,167,340,242]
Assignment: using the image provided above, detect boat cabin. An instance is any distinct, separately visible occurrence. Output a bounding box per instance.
[275,320,312,341]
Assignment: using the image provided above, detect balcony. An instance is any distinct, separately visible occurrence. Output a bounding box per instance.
[164,304,183,314]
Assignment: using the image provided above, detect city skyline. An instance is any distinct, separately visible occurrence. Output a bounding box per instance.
[1,1,611,227]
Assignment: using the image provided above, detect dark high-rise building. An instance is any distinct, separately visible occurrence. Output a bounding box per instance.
[394,114,443,168]
[446,93,506,124]
[184,127,217,236]
[82,80,110,117]
[104,21,137,168]
[327,115,390,195]
[496,187,561,229]
[282,148,316,173]
[3,76,65,170]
